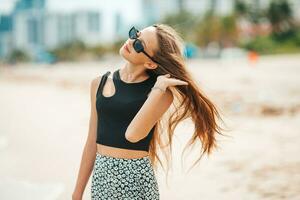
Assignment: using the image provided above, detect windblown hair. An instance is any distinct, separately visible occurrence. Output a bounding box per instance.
[145,23,229,186]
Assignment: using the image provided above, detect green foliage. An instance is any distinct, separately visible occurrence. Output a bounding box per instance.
[39,0,300,61]
[234,0,248,16]
[89,45,107,57]
[241,28,300,54]
[194,13,238,48]
[220,15,239,46]
[241,35,276,54]
[7,49,30,63]
[49,40,85,61]
[110,39,125,54]
[267,0,292,24]
[294,30,300,46]
[49,40,108,61]
[160,9,199,41]
[237,0,300,54]
[267,0,295,36]
[194,13,221,47]
[271,28,297,41]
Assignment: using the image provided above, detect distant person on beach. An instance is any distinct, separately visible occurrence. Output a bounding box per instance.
[72,23,225,200]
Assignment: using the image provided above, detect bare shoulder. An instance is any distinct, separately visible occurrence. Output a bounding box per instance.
[91,76,101,86]
[90,76,102,95]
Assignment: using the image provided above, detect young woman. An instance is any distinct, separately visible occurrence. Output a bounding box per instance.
[72,23,225,200]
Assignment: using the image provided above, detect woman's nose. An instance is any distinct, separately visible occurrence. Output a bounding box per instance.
[128,37,135,43]
[128,39,134,47]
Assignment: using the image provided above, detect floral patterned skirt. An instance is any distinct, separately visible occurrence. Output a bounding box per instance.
[91,152,160,200]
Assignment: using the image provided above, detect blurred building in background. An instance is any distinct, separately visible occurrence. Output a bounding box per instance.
[0,0,160,61]
[12,0,46,53]
[43,11,102,49]
[0,0,300,62]
[0,14,12,58]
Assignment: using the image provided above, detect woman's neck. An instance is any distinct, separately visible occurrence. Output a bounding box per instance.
[120,63,149,82]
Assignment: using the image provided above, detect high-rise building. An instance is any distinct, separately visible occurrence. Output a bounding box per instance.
[0,15,13,57]
[13,0,46,12]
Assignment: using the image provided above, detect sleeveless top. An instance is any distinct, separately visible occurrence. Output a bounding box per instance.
[95,68,157,152]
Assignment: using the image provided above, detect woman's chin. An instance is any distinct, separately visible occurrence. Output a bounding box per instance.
[119,48,140,64]
[119,49,130,61]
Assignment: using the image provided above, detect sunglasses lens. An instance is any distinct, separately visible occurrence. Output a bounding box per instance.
[129,26,138,39]
[133,40,143,53]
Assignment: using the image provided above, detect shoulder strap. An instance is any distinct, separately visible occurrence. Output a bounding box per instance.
[96,71,111,97]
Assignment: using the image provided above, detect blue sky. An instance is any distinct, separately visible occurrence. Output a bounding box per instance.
[0,0,16,13]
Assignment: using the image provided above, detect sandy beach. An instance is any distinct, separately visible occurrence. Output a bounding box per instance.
[0,54,300,200]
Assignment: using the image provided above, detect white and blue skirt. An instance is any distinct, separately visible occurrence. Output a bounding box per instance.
[91,152,160,200]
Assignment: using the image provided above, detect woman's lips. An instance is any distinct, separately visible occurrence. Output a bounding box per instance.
[124,43,130,53]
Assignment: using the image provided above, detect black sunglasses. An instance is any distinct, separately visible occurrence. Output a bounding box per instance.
[129,26,160,65]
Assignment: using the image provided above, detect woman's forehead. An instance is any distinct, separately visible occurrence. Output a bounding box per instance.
[140,26,158,55]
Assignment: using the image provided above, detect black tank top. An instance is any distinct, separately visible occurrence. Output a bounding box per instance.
[96,68,157,152]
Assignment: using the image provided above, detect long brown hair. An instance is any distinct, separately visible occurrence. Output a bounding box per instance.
[146,23,229,185]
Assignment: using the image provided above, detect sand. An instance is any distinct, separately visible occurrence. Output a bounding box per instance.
[0,53,299,200]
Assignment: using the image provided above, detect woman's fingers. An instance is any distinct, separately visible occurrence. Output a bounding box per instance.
[158,73,189,87]
[166,76,188,86]
[170,79,188,86]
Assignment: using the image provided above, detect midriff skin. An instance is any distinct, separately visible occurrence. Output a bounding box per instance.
[96,144,149,159]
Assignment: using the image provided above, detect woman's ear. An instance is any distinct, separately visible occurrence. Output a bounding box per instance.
[144,61,158,69]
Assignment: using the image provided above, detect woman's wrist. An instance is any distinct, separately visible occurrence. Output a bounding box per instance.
[151,85,166,93]
[152,82,168,92]
[72,190,83,199]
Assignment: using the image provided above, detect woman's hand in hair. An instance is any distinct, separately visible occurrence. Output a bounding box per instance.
[155,73,188,90]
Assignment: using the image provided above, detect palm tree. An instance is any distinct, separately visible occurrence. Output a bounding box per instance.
[234,0,248,17]
[267,0,294,36]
